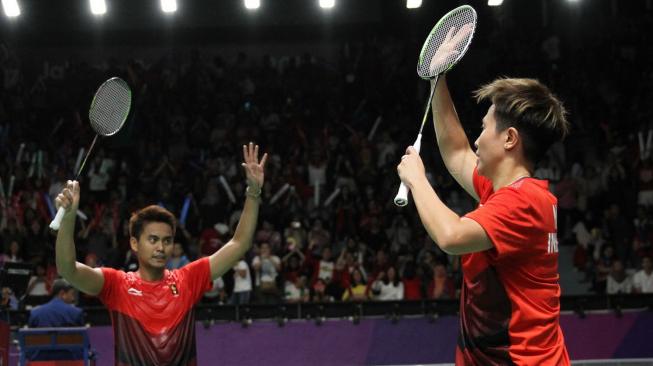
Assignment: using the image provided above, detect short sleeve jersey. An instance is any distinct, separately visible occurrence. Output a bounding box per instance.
[98,257,212,366]
[456,168,570,365]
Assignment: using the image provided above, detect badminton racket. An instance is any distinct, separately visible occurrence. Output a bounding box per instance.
[50,77,132,230]
[394,5,477,206]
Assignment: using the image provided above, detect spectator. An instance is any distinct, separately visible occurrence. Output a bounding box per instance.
[1,240,23,264]
[402,262,422,300]
[604,204,633,265]
[310,246,335,285]
[199,223,226,257]
[28,279,83,327]
[26,263,51,299]
[633,256,653,294]
[342,268,368,302]
[203,277,226,304]
[284,275,309,303]
[230,260,252,305]
[311,278,331,302]
[166,242,190,270]
[252,242,281,304]
[637,158,653,207]
[281,246,305,284]
[594,244,617,293]
[428,263,456,300]
[371,266,404,301]
[555,171,578,241]
[0,287,18,311]
[606,260,633,294]
[308,219,330,250]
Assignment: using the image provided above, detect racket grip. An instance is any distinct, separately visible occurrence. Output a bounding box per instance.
[413,133,422,153]
[49,207,66,231]
[394,133,423,207]
[394,183,410,207]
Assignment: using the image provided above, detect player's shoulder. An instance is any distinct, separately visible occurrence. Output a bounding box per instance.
[501,177,553,200]
[519,177,556,206]
[485,178,553,214]
[103,267,138,287]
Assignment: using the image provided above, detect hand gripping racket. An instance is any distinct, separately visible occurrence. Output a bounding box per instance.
[49,77,132,230]
[394,5,477,206]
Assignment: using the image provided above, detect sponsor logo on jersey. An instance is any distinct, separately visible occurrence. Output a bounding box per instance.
[127,287,143,296]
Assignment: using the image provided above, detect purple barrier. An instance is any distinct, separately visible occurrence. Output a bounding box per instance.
[10,311,653,365]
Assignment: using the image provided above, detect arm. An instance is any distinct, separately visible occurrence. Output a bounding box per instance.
[209,143,267,280]
[398,147,492,255]
[432,77,478,201]
[54,181,105,296]
[272,256,281,271]
[25,277,37,294]
[252,256,261,272]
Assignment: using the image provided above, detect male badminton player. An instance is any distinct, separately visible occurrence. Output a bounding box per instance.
[54,142,267,366]
[397,37,571,366]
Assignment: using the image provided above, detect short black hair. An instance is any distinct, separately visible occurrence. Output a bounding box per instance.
[52,279,74,297]
[129,205,177,239]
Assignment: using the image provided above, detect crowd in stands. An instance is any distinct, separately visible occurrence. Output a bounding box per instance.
[1,5,653,311]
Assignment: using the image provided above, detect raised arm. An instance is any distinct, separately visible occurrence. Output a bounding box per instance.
[427,25,478,200]
[209,142,267,280]
[55,181,105,296]
[432,76,478,201]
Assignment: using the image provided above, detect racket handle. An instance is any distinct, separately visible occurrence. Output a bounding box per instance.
[394,133,423,207]
[413,133,422,153]
[394,183,410,207]
[49,207,66,231]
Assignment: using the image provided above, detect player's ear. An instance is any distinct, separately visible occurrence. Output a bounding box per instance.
[504,127,519,151]
[130,237,139,253]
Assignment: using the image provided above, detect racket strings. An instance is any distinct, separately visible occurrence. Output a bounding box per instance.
[89,78,131,136]
[417,7,476,79]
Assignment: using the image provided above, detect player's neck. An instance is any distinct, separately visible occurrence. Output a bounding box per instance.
[491,164,532,191]
[138,266,165,282]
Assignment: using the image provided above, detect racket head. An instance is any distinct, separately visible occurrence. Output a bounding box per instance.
[417,5,477,80]
[88,77,132,137]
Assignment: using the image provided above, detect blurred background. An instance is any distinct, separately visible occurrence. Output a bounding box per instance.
[0,0,652,365]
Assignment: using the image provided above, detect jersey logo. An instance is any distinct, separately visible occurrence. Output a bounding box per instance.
[170,283,179,296]
[548,233,558,254]
[548,205,559,254]
[127,287,143,296]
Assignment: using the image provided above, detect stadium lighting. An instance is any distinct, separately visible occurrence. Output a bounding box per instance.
[160,0,177,13]
[2,0,20,17]
[488,0,503,6]
[406,0,422,9]
[90,0,106,15]
[244,0,260,10]
[319,0,335,9]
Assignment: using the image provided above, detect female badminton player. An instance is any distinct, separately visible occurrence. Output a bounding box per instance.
[397,32,571,365]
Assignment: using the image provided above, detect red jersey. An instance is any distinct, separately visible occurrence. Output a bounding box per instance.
[99,258,212,366]
[458,168,569,365]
